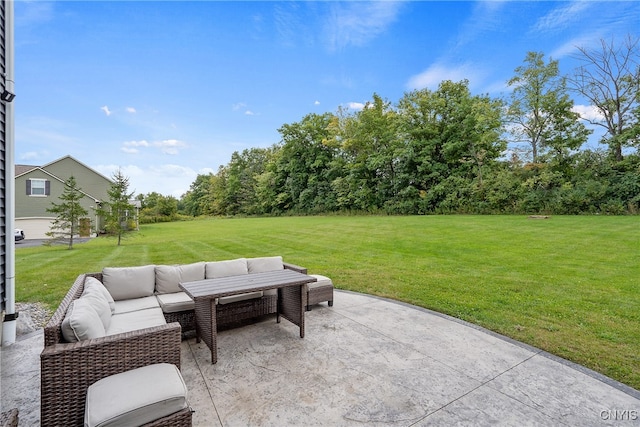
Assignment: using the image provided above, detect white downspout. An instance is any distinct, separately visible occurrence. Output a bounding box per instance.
[2,0,17,346]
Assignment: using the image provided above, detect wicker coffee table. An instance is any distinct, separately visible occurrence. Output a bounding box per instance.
[180,269,317,363]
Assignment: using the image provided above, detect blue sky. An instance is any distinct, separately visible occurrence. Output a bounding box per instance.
[14,1,640,198]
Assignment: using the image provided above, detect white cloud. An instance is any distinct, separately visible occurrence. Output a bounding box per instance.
[94,163,202,198]
[453,1,508,49]
[157,139,186,155]
[324,2,403,52]
[121,139,186,156]
[15,2,54,28]
[232,103,258,116]
[16,116,79,147]
[406,62,483,91]
[126,107,137,114]
[314,100,321,106]
[573,104,605,122]
[532,1,592,34]
[345,102,365,111]
[19,151,41,161]
[550,35,597,60]
[100,105,112,116]
[124,140,150,148]
[158,139,184,148]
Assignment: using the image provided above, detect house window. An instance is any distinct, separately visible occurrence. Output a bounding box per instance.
[27,179,50,196]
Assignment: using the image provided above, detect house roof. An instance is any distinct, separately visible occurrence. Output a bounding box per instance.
[15,155,112,183]
[15,164,38,175]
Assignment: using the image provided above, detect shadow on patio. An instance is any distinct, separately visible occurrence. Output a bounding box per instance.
[2,290,639,426]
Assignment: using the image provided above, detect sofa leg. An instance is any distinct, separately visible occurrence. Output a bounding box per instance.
[328,300,333,307]
[306,305,312,312]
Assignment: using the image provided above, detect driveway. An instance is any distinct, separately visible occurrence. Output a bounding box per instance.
[15,238,92,248]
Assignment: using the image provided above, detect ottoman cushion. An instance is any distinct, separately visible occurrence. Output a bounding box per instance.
[308,274,332,289]
[85,363,189,427]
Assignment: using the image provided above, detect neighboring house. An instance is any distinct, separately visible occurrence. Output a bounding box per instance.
[15,155,113,239]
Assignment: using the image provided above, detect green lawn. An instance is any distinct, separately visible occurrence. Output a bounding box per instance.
[16,215,640,389]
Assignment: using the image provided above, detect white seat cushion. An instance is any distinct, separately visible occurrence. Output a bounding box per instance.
[113,296,160,314]
[102,265,156,301]
[155,262,205,294]
[106,307,167,336]
[61,299,106,342]
[156,292,195,313]
[85,363,189,427]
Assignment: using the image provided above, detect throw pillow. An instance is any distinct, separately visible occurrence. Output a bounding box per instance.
[61,299,106,342]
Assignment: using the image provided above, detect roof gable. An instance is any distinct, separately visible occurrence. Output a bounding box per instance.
[16,155,113,202]
[41,155,112,183]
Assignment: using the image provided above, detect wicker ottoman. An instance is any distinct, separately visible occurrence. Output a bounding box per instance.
[306,274,334,311]
[85,363,192,427]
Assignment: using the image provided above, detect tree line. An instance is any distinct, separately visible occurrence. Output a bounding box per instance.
[142,38,639,219]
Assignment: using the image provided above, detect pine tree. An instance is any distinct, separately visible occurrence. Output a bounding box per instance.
[46,176,88,249]
[97,169,135,246]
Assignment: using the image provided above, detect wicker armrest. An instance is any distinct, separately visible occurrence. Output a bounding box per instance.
[40,323,181,427]
[283,262,307,274]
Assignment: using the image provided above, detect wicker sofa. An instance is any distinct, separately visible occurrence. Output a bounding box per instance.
[41,256,305,427]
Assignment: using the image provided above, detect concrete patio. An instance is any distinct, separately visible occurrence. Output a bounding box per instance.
[2,290,639,426]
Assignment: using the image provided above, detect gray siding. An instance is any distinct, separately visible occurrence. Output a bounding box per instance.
[16,170,104,219]
[42,156,112,202]
[15,156,112,219]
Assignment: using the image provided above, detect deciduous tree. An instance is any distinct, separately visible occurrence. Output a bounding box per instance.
[569,36,640,161]
[506,52,590,163]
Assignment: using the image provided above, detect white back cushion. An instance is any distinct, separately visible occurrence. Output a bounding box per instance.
[247,256,283,273]
[61,299,106,342]
[205,258,248,279]
[102,265,156,301]
[155,262,205,294]
[84,276,116,314]
[80,286,112,330]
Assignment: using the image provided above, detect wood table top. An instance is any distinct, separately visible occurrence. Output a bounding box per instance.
[179,269,316,300]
